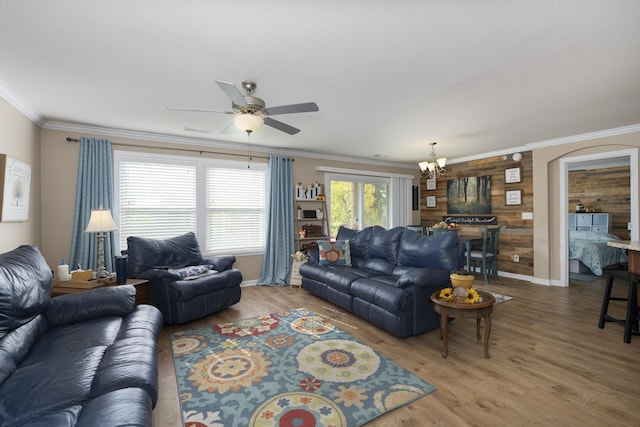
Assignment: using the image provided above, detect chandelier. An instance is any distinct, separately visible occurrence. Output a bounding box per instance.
[418,142,447,179]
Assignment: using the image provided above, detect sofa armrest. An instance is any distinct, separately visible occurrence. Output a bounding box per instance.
[203,255,236,272]
[397,267,450,289]
[304,249,319,264]
[45,285,136,327]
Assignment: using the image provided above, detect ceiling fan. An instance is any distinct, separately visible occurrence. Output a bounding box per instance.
[169,80,319,135]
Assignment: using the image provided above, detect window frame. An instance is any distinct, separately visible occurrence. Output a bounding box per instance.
[113,150,267,257]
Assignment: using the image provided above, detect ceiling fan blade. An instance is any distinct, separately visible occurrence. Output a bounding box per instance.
[264,117,301,135]
[220,121,236,134]
[168,106,231,114]
[215,80,248,107]
[263,102,319,116]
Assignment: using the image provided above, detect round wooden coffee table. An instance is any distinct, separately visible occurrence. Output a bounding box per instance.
[430,290,496,358]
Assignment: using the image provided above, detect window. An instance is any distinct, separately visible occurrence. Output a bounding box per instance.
[114,151,266,255]
[326,174,390,237]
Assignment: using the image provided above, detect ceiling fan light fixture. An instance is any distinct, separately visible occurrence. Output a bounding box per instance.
[233,113,264,133]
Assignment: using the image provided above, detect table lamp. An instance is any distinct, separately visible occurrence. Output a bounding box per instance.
[85,207,117,279]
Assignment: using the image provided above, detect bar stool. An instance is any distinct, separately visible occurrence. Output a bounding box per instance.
[598,265,640,343]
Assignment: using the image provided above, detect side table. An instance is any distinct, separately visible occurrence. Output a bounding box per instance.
[430,290,496,358]
[51,278,149,306]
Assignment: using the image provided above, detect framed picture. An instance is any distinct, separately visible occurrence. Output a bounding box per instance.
[505,190,521,206]
[505,167,521,183]
[426,178,436,190]
[447,176,491,214]
[0,154,31,222]
[426,196,436,208]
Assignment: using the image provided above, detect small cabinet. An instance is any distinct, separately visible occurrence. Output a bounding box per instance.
[568,213,611,233]
[295,199,329,252]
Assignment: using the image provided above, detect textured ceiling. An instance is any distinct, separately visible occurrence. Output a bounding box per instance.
[1,0,639,165]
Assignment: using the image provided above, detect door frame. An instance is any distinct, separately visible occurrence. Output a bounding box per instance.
[559,148,638,286]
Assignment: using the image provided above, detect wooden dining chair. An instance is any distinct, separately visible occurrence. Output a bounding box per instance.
[467,227,500,284]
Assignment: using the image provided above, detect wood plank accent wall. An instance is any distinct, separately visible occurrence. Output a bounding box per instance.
[568,166,631,239]
[420,151,533,276]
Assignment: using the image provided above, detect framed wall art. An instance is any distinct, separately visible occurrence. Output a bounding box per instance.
[426,196,437,208]
[447,175,491,214]
[0,154,31,222]
[505,189,522,206]
[426,178,436,190]
[505,167,521,183]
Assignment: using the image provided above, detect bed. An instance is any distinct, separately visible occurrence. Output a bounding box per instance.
[569,231,628,276]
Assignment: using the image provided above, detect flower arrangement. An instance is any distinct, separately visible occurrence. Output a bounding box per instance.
[438,286,481,304]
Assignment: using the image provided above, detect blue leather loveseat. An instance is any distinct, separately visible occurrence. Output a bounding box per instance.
[0,245,163,427]
[299,226,464,337]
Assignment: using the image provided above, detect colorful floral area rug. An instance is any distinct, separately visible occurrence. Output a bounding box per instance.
[171,308,436,427]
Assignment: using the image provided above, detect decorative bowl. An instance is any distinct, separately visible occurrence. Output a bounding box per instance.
[450,271,474,289]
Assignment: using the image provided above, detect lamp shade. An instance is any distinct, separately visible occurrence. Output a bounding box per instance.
[233,113,264,132]
[85,208,117,233]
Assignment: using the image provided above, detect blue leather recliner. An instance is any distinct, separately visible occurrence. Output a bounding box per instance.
[126,232,242,324]
[0,245,163,427]
[300,226,465,337]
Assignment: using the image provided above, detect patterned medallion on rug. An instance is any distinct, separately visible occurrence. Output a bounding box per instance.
[171,308,436,427]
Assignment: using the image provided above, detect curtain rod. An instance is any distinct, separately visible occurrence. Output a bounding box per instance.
[64,137,281,160]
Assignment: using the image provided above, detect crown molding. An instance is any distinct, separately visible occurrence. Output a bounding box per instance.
[447,123,640,165]
[42,120,418,169]
[38,119,640,170]
[0,78,44,125]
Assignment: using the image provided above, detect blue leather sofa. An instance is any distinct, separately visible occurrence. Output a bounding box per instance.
[299,226,464,337]
[0,245,163,426]
[126,232,242,324]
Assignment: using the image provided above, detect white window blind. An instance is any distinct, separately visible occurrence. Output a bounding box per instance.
[115,151,266,255]
[206,167,266,253]
[118,160,197,249]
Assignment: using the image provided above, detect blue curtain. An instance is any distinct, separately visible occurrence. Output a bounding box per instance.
[257,156,295,286]
[69,137,115,272]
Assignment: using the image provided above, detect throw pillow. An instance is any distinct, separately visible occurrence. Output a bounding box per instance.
[168,264,217,280]
[318,240,351,266]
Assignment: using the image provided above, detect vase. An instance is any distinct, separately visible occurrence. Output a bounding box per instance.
[450,272,474,289]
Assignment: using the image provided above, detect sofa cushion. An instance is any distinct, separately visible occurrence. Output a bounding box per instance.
[359,258,396,276]
[0,314,49,384]
[127,232,205,278]
[169,269,243,301]
[368,226,403,264]
[336,226,372,259]
[398,230,461,272]
[318,240,351,266]
[350,278,412,313]
[0,245,52,338]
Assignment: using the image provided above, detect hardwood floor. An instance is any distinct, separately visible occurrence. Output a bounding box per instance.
[153,277,640,426]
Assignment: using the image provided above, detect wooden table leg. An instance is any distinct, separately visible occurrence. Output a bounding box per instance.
[440,309,448,358]
[483,311,492,358]
[476,317,481,341]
